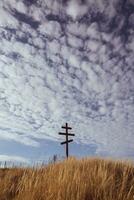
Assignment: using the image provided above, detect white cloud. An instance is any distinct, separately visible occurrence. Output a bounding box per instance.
[0,155,29,163]
[0,3,19,27]
[87,23,100,39]
[39,21,61,38]
[67,34,83,49]
[68,54,81,68]
[14,1,28,14]
[47,39,61,55]
[67,22,87,38]
[66,0,88,19]
[0,0,133,159]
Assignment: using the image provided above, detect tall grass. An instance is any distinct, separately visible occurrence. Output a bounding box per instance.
[0,157,134,200]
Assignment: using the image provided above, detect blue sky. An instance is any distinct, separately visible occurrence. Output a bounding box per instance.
[0,0,134,165]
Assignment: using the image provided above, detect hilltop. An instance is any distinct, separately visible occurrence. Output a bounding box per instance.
[0,157,134,200]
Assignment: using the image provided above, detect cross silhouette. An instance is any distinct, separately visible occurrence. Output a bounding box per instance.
[59,123,75,158]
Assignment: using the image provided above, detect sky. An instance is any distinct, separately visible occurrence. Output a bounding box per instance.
[0,0,134,165]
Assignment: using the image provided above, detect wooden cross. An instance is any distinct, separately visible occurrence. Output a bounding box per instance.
[59,123,75,158]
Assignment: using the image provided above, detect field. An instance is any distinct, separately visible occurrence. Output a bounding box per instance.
[0,157,134,200]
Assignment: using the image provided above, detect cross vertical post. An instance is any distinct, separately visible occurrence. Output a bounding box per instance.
[66,123,68,158]
[59,123,75,158]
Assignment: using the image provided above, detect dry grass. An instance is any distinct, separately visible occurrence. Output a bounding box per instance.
[0,157,134,200]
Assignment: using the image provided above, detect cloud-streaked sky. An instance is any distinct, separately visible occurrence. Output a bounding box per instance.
[0,0,134,164]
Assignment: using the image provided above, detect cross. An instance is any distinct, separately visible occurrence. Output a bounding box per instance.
[59,123,75,158]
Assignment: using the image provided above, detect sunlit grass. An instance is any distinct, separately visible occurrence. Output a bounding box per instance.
[0,157,134,200]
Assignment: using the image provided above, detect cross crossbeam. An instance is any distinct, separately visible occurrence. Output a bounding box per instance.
[61,139,73,145]
[62,126,72,130]
[59,132,75,136]
[58,123,75,158]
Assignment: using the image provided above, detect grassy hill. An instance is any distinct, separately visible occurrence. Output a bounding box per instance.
[0,157,134,200]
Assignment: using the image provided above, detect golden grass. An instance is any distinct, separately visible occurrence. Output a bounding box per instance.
[0,157,134,200]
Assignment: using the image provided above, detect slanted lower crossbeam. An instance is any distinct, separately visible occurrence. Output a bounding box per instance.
[58,123,75,158]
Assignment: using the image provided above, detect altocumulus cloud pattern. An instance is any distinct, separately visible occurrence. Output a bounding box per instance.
[0,0,134,161]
